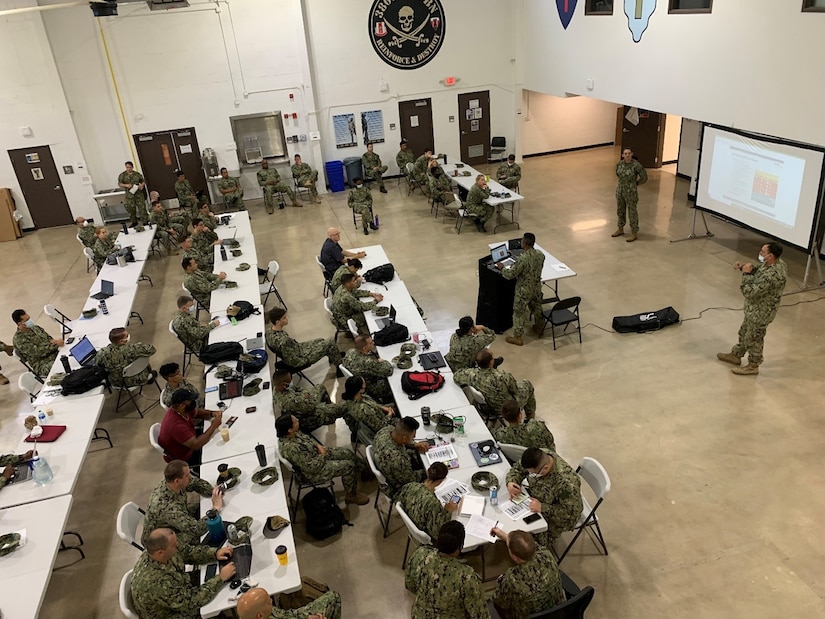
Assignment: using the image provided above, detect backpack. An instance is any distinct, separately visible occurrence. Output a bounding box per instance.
[278,577,331,611]
[612,306,680,333]
[302,487,348,540]
[400,370,445,400]
[363,263,395,285]
[373,322,409,346]
[227,300,259,321]
[237,348,268,374]
[199,341,244,364]
[61,366,107,395]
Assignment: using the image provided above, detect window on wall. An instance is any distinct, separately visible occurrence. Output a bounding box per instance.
[585,0,613,14]
[668,0,712,12]
[802,0,825,12]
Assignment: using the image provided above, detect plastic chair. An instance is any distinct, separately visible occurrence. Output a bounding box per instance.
[498,442,527,465]
[278,454,336,520]
[168,320,194,374]
[489,136,506,163]
[316,256,333,298]
[181,282,204,319]
[44,304,73,337]
[454,203,480,235]
[116,502,146,551]
[17,372,42,402]
[558,457,611,563]
[324,298,349,343]
[114,357,161,417]
[524,586,595,618]
[261,260,287,308]
[538,297,582,350]
[464,385,503,428]
[346,318,360,338]
[83,247,98,274]
[149,423,163,454]
[13,349,43,381]
[338,364,354,379]
[118,569,139,618]
[405,162,422,196]
[366,445,398,538]
[396,503,432,568]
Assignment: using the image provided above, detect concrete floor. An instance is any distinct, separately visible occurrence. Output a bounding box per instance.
[1,146,824,618]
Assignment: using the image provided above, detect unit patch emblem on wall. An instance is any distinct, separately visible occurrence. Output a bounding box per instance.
[369,0,446,70]
[556,0,577,30]
[624,0,656,43]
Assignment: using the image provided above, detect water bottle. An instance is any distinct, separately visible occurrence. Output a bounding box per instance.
[32,455,54,485]
[374,215,379,228]
[255,443,267,467]
[227,523,238,545]
[220,245,228,261]
[205,509,225,544]
[60,354,71,374]
[100,300,109,315]
[490,485,498,506]
[122,222,129,234]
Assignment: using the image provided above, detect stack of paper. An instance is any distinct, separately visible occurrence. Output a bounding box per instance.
[499,491,531,520]
[434,478,468,506]
[422,442,459,469]
[459,495,486,517]
[464,514,497,544]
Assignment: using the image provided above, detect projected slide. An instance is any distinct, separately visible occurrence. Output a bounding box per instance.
[696,125,825,249]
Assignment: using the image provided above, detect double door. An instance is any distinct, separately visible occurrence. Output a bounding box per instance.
[7,146,73,228]
[133,128,207,200]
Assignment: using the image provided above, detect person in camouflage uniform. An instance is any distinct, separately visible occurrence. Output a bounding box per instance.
[182,257,227,311]
[271,370,349,433]
[489,527,565,617]
[172,295,220,354]
[495,400,556,452]
[75,217,97,247]
[445,316,498,371]
[95,327,157,388]
[348,178,377,235]
[505,448,582,547]
[180,236,211,273]
[237,586,342,619]
[405,521,492,619]
[142,460,219,546]
[218,167,245,211]
[149,201,183,254]
[362,142,388,193]
[291,154,321,204]
[92,226,117,270]
[341,375,396,437]
[396,139,416,180]
[331,273,381,333]
[496,154,522,190]
[1,450,34,491]
[258,160,300,213]
[372,418,430,494]
[612,147,648,242]
[717,241,788,375]
[131,527,235,619]
[197,204,218,230]
[428,161,454,208]
[497,232,545,346]
[191,218,220,260]
[414,149,434,194]
[159,363,202,408]
[331,258,362,294]
[276,414,369,504]
[265,307,341,369]
[342,335,393,403]
[0,339,13,385]
[11,310,62,377]
[396,462,458,540]
[174,170,197,215]
[454,350,536,418]
[466,174,493,232]
[117,161,146,227]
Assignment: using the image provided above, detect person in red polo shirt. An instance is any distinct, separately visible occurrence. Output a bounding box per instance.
[158,389,223,465]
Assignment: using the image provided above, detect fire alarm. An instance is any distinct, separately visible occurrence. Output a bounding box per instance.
[289,93,294,100]
[291,113,297,119]
[444,76,456,86]
[284,114,289,119]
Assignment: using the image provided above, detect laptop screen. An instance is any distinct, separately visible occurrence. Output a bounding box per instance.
[101,280,114,295]
[491,244,508,262]
[70,336,95,364]
[389,305,397,321]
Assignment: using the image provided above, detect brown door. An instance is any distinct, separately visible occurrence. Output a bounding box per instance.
[133,127,207,199]
[7,146,73,228]
[458,91,491,167]
[398,99,434,168]
[619,106,665,168]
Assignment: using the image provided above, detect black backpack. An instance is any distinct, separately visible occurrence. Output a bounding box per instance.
[612,306,680,333]
[363,263,395,285]
[199,341,244,364]
[373,322,409,346]
[229,300,259,321]
[302,487,348,540]
[400,370,445,400]
[237,348,268,374]
[61,366,107,395]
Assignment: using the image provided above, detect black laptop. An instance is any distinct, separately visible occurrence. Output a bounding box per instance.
[375,305,397,330]
[90,279,115,300]
[69,336,97,367]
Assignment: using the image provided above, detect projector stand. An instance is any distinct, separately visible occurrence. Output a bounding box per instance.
[785,241,825,296]
[671,208,714,243]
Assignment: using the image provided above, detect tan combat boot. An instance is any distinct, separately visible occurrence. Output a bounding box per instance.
[505,336,524,346]
[291,199,303,208]
[611,227,624,237]
[345,492,369,505]
[732,364,759,376]
[716,352,742,366]
[0,373,8,385]
[3,344,12,356]
[531,323,543,335]
[626,232,637,242]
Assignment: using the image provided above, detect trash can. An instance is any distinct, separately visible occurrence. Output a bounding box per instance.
[325,161,345,193]
[342,157,364,188]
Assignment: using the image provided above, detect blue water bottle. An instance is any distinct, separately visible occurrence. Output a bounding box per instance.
[490,485,498,506]
[205,509,225,544]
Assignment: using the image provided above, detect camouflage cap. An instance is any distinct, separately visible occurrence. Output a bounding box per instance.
[392,354,413,369]
[400,343,418,356]
[215,365,235,379]
[263,515,290,539]
[0,532,21,557]
[134,224,145,232]
[373,306,389,317]
[235,263,250,271]
[251,467,280,486]
[242,377,262,397]
[234,515,253,532]
[224,281,238,289]
[81,308,98,319]
[231,249,242,257]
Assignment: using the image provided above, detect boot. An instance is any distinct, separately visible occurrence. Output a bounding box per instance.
[314,194,322,204]
[611,227,624,237]
[0,373,8,385]
[379,186,387,194]
[266,206,274,214]
[3,344,13,356]
[716,352,742,366]
[363,227,369,236]
[493,356,504,369]
[345,492,370,505]
[626,232,637,242]
[291,200,303,207]
[732,363,759,376]
[369,221,378,230]
[531,323,543,335]
[505,336,524,346]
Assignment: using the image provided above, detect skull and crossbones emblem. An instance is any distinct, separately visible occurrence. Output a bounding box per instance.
[388,6,430,48]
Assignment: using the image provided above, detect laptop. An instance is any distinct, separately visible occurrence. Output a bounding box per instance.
[90,279,115,300]
[221,227,238,245]
[69,336,97,367]
[219,377,244,400]
[419,351,447,370]
[491,243,516,268]
[375,305,396,330]
[6,462,33,485]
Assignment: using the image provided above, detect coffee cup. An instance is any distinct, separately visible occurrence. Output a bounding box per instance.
[275,545,288,566]
[220,426,230,442]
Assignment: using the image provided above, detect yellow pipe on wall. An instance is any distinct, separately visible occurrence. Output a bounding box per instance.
[97,18,137,164]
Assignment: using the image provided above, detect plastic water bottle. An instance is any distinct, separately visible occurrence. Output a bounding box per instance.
[122,222,129,234]
[205,509,225,544]
[60,354,71,374]
[100,300,109,315]
[227,523,238,545]
[490,485,498,506]
[32,455,54,485]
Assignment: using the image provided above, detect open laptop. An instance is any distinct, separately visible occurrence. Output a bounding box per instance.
[491,243,516,268]
[375,304,396,329]
[69,336,97,367]
[221,227,238,245]
[90,279,115,300]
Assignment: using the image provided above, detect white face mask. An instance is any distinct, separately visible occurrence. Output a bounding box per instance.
[757,255,766,263]
[186,304,196,314]
[124,334,131,343]
[24,319,35,329]
[84,220,92,227]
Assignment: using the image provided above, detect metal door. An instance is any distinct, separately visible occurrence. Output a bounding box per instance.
[398,99,434,167]
[619,106,665,168]
[133,127,207,199]
[7,146,73,228]
[458,91,491,167]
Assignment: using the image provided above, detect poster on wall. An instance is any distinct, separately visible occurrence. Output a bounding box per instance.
[368,0,446,70]
[361,110,385,146]
[624,0,656,43]
[333,113,357,148]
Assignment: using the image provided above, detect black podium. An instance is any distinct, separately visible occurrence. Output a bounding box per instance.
[476,256,516,333]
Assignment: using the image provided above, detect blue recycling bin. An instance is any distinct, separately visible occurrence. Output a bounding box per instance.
[325,160,345,193]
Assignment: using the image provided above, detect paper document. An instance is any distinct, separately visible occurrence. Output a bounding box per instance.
[499,491,531,520]
[422,443,459,469]
[459,495,486,517]
[435,479,468,506]
[129,185,140,194]
[465,514,497,543]
[553,263,570,271]
[212,316,232,327]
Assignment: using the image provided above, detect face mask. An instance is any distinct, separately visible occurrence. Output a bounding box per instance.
[124,334,131,343]
[758,255,766,263]
[24,319,34,329]
[187,304,196,314]
[84,221,92,226]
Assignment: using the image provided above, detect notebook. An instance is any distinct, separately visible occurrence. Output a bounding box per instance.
[24,425,67,443]
[419,351,446,370]
[69,336,97,367]
[469,440,503,467]
[90,279,115,300]
[375,304,397,330]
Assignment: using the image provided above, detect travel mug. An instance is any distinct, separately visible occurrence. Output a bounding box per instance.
[255,443,267,467]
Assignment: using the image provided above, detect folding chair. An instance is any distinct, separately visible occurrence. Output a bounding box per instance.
[261,260,287,308]
[116,502,147,551]
[498,442,527,465]
[405,162,422,196]
[13,349,44,382]
[538,297,582,350]
[44,304,73,337]
[316,256,333,298]
[324,298,349,343]
[366,445,399,538]
[83,247,99,274]
[168,320,194,374]
[17,372,41,402]
[278,455,336,520]
[149,423,163,454]
[464,385,503,429]
[114,357,161,417]
[118,570,139,619]
[558,457,611,563]
[396,504,432,568]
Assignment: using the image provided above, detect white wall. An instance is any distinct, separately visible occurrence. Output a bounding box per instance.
[522,0,825,147]
[521,91,617,156]
[662,114,682,163]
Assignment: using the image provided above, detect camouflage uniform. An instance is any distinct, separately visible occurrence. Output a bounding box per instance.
[429,171,454,206]
[149,209,184,251]
[191,228,218,260]
[396,481,451,541]
[13,325,59,377]
[345,394,393,436]
[330,265,369,295]
[161,377,202,408]
[257,167,297,213]
[291,162,319,198]
[505,449,582,546]
[273,385,346,433]
[142,477,213,547]
[273,591,342,619]
[396,148,416,179]
[361,151,387,190]
[118,169,146,225]
[496,162,522,190]
[492,546,565,618]
[0,453,30,492]
[130,543,224,619]
[372,425,425,493]
[183,270,222,311]
[95,341,156,387]
[500,247,545,337]
[77,224,97,247]
[615,159,647,233]
[342,348,393,403]
[218,176,245,211]
[331,285,376,333]
[445,327,496,372]
[453,367,536,417]
[171,311,216,354]
[466,184,493,225]
[92,234,116,270]
[404,546,491,619]
[175,179,197,214]
[731,258,788,366]
[198,211,218,230]
[494,419,556,452]
[266,329,341,368]
[278,431,363,494]
[413,154,431,191]
[348,185,374,233]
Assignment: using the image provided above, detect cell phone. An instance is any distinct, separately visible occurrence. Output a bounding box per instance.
[245,406,257,414]
[257,332,262,338]
[218,482,227,495]
[205,386,218,393]
[226,415,238,427]
[450,495,462,504]
[66,337,75,345]
[262,381,270,390]
[523,512,541,524]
